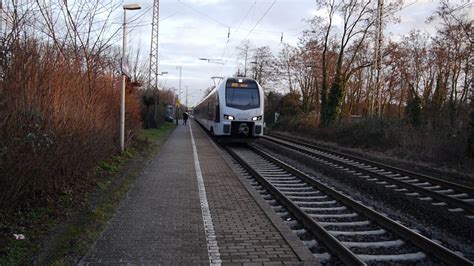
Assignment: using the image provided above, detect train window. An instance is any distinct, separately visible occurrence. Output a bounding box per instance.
[225,79,259,110]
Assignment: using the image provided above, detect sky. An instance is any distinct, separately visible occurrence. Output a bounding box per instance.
[115,0,472,107]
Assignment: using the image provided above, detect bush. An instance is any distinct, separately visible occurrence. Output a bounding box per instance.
[275,116,402,149]
[141,89,175,128]
[468,91,474,157]
[332,118,403,149]
[272,113,318,135]
[406,95,423,126]
[273,116,473,168]
[0,39,142,210]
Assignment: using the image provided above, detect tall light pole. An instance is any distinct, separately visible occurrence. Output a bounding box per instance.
[185,85,188,111]
[199,58,224,86]
[250,61,258,80]
[120,3,141,152]
[175,66,182,125]
[153,71,168,126]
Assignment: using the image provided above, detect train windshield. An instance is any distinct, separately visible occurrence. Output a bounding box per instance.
[225,79,260,110]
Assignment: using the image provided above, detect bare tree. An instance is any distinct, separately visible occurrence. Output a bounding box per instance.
[314,0,339,124]
[312,0,402,125]
[275,43,296,92]
[0,0,143,209]
[248,46,276,88]
[237,40,252,77]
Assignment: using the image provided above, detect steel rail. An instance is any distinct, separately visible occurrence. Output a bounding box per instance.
[263,135,474,214]
[265,133,474,195]
[247,145,473,265]
[224,146,367,266]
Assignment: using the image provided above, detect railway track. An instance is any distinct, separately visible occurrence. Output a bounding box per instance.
[225,144,473,265]
[261,134,474,218]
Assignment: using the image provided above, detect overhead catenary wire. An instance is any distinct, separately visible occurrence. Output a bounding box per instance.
[218,0,431,78]
[176,0,229,28]
[168,0,303,80]
[219,1,257,60]
[217,0,278,77]
[243,0,277,40]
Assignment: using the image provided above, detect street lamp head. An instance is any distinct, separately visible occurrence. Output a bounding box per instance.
[123,4,141,10]
[199,58,224,64]
[160,71,168,75]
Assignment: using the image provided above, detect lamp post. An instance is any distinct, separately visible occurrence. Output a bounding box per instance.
[175,66,182,125]
[153,71,168,126]
[120,3,141,152]
[185,85,188,111]
[199,58,224,86]
[250,61,257,80]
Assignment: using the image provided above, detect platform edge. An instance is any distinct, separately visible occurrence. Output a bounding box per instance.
[196,124,320,265]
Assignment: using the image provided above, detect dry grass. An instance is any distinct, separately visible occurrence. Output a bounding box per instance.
[0,39,142,211]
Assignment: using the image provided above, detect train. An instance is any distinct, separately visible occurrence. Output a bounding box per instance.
[193,77,264,139]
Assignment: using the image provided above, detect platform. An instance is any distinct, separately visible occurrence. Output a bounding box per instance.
[80,120,316,265]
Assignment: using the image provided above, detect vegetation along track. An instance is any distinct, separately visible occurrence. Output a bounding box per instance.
[224,144,473,265]
[262,134,474,218]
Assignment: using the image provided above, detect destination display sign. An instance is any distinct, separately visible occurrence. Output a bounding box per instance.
[226,78,257,89]
[230,83,249,88]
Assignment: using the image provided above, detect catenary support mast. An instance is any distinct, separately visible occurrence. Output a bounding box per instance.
[148,0,160,90]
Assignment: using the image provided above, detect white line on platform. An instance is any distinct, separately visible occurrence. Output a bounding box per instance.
[189,123,222,265]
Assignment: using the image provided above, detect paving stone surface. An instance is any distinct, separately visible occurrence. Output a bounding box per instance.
[191,121,303,264]
[81,124,207,264]
[80,121,309,265]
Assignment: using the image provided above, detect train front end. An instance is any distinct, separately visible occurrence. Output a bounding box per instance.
[219,77,264,139]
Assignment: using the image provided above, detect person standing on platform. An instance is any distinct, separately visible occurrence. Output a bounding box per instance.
[182,111,188,126]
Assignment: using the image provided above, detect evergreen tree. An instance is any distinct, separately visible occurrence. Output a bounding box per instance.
[323,78,344,126]
[406,94,423,126]
[264,91,282,125]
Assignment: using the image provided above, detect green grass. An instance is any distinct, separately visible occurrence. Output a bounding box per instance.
[138,123,176,143]
[0,203,56,266]
[0,123,176,265]
[0,238,35,265]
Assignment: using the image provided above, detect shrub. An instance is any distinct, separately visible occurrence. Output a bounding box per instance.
[273,115,473,169]
[141,89,175,128]
[0,39,142,210]
[468,90,474,157]
[272,113,318,135]
[332,118,403,149]
[406,95,423,126]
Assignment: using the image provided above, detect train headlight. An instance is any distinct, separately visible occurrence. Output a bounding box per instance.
[224,114,235,120]
[252,116,262,121]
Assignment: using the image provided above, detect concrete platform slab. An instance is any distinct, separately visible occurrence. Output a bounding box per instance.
[80,120,316,265]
